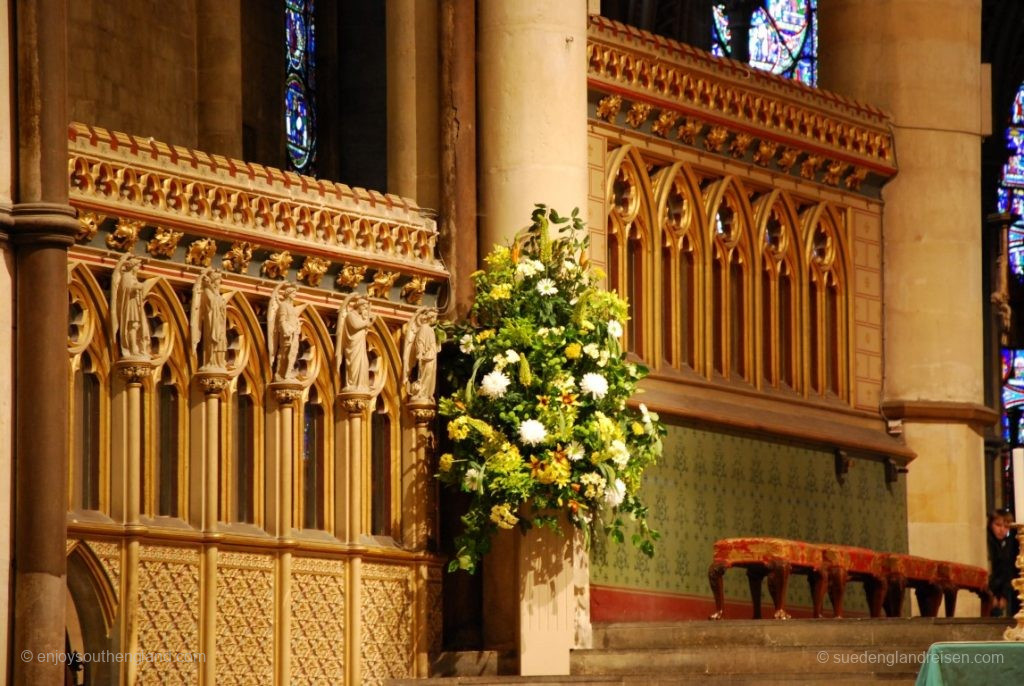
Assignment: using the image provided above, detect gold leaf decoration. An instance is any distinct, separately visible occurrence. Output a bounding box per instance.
[651,110,680,138]
[677,118,705,145]
[800,154,824,180]
[845,166,870,191]
[335,264,368,290]
[185,238,218,267]
[367,270,399,299]
[823,160,849,187]
[261,250,293,280]
[595,94,622,122]
[753,140,779,167]
[729,132,754,158]
[222,241,254,274]
[704,126,729,153]
[625,102,652,128]
[297,256,330,287]
[400,276,430,305]
[146,226,184,258]
[76,211,103,243]
[777,147,801,173]
[106,217,143,252]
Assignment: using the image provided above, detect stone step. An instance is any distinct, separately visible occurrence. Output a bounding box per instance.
[388,674,917,685]
[570,644,945,677]
[591,617,1012,649]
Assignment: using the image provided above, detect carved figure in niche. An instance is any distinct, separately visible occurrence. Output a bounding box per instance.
[190,268,228,371]
[268,283,302,381]
[403,307,439,403]
[335,294,373,392]
[111,254,151,359]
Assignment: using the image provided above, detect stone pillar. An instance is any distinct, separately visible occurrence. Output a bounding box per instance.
[820,0,990,598]
[337,391,369,686]
[0,6,12,681]
[477,0,589,254]
[196,0,243,158]
[406,402,437,550]
[197,372,228,686]
[386,0,440,209]
[11,1,77,683]
[116,360,154,686]
[477,0,591,673]
[270,382,301,686]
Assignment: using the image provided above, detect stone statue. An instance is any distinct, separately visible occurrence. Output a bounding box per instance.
[111,254,151,359]
[403,307,439,403]
[335,294,372,392]
[190,268,228,370]
[268,283,301,381]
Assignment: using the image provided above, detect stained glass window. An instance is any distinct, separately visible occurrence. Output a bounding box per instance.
[285,0,317,175]
[711,1,818,87]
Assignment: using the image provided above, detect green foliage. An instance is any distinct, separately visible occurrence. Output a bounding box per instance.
[435,205,666,573]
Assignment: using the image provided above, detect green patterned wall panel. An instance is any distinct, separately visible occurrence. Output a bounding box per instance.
[591,419,909,613]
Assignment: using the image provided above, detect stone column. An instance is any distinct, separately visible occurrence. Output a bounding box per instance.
[408,402,436,677]
[386,0,439,209]
[116,360,154,686]
[270,382,301,686]
[11,1,77,682]
[196,0,243,158]
[477,0,592,673]
[820,0,990,598]
[477,0,589,254]
[337,391,369,686]
[196,372,228,685]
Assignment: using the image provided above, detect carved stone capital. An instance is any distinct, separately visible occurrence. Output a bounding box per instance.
[338,390,372,415]
[115,359,155,384]
[271,381,304,405]
[196,371,230,396]
[409,400,436,425]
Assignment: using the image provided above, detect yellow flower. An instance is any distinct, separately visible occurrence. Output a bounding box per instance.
[631,422,645,436]
[448,417,470,441]
[490,503,518,529]
[475,329,495,342]
[564,342,582,359]
[490,283,512,300]
[439,453,454,472]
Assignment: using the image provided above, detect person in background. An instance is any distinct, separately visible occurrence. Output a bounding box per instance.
[988,509,1021,618]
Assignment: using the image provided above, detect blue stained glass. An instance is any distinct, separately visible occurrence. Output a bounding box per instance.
[285,0,316,175]
[712,1,817,86]
[999,187,1010,213]
[1010,224,1024,279]
[1013,85,1024,126]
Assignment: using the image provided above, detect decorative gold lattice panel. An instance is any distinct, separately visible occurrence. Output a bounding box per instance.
[215,551,275,685]
[360,562,414,685]
[290,556,347,685]
[87,540,122,601]
[135,545,201,685]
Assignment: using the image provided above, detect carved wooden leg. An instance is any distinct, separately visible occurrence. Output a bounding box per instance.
[915,584,942,617]
[809,569,827,618]
[708,562,727,620]
[942,586,958,618]
[884,574,906,617]
[979,589,994,617]
[828,566,848,618]
[765,559,792,620]
[864,577,887,618]
[747,567,766,619]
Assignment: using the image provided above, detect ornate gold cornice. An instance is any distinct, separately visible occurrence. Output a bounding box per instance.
[66,123,447,295]
[587,17,897,194]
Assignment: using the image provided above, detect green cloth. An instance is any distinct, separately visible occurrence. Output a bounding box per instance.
[914,642,1024,686]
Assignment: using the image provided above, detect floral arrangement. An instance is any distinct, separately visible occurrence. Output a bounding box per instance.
[437,205,665,573]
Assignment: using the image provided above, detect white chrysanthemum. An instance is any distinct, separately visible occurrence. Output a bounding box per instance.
[464,468,482,492]
[580,372,609,399]
[604,478,626,507]
[480,370,511,398]
[607,320,623,338]
[518,419,548,446]
[459,333,475,354]
[562,259,578,273]
[565,441,586,462]
[609,439,630,468]
[516,259,545,277]
[504,349,520,364]
[583,343,600,358]
[536,278,557,296]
